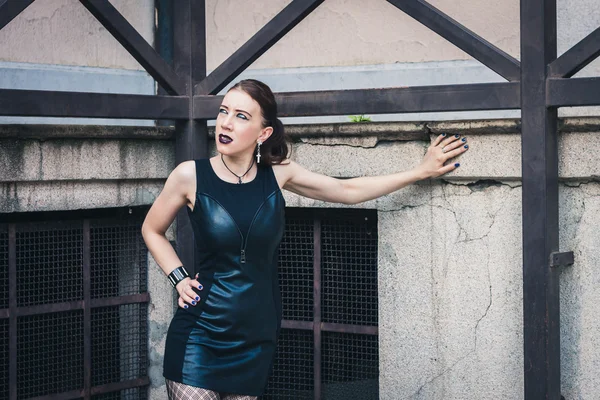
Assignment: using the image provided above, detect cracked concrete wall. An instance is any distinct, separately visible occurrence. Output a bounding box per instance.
[281,119,600,400]
[0,126,174,212]
[4,119,600,399]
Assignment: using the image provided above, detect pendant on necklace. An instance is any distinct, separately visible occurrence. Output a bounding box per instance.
[238,178,242,184]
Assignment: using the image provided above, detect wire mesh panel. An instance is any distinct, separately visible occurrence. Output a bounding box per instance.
[0,224,8,309]
[0,318,8,400]
[266,208,379,400]
[91,217,148,299]
[1,207,150,399]
[92,388,148,400]
[91,303,148,387]
[278,218,314,321]
[17,310,84,399]
[321,214,378,326]
[263,329,314,400]
[16,221,83,307]
[322,332,379,400]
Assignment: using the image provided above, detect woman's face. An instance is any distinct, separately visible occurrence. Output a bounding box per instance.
[215,89,270,157]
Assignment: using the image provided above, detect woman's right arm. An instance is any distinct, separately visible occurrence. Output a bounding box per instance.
[141,160,203,309]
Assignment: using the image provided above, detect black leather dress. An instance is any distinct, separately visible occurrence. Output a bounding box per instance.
[163,158,285,396]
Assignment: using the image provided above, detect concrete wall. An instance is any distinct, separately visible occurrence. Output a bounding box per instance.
[0,0,154,69]
[2,119,600,399]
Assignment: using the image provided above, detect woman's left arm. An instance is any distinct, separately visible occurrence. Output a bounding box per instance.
[278,133,468,205]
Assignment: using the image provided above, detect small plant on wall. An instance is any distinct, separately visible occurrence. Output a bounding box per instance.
[348,115,372,122]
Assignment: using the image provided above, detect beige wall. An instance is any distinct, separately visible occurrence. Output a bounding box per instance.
[2,0,598,80]
[0,0,154,69]
[206,0,520,70]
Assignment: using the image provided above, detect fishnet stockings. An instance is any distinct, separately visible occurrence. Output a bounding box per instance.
[166,379,258,400]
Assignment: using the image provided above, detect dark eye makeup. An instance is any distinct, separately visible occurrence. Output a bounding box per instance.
[218,108,249,120]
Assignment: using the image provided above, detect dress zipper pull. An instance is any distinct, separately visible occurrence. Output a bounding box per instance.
[240,249,246,264]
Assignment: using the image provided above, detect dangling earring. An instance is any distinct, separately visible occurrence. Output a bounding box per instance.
[256,141,262,164]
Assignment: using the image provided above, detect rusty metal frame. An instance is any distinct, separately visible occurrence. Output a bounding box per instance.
[2,0,600,398]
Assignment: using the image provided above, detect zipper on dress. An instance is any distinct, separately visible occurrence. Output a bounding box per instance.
[238,191,280,265]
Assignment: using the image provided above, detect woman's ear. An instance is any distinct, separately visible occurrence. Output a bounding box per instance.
[258,126,273,143]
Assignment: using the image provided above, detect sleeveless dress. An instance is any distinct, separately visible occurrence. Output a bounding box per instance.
[163,158,286,396]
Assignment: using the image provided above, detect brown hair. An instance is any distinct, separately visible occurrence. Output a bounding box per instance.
[228,79,290,165]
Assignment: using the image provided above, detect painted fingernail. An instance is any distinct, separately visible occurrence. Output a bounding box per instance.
[461,137,467,142]
[184,305,189,309]
[454,134,460,138]
[198,285,203,290]
[455,163,460,167]
[441,133,447,137]
[195,296,200,301]
[191,301,196,305]
[464,145,469,149]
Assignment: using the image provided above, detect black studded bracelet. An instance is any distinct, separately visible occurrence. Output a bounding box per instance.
[167,266,190,288]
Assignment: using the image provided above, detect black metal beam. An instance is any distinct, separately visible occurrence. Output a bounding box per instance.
[173,0,209,278]
[0,0,36,30]
[79,0,186,95]
[195,0,324,95]
[547,77,600,107]
[548,27,600,78]
[194,81,520,119]
[386,0,520,81]
[520,0,561,399]
[0,89,189,119]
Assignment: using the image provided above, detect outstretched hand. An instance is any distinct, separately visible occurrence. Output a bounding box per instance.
[416,133,469,179]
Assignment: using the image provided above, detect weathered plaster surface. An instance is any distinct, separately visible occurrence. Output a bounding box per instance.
[0,0,154,69]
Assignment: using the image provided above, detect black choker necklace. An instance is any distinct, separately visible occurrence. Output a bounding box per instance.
[221,154,255,184]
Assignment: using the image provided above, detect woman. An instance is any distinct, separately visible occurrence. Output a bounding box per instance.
[141,79,468,400]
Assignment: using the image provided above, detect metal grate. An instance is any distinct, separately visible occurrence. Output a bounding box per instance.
[322,332,379,400]
[92,388,148,400]
[16,222,83,307]
[92,304,148,386]
[263,208,378,400]
[91,220,148,299]
[0,318,8,400]
[322,217,378,326]
[263,329,314,400]
[17,311,84,398]
[278,218,314,321]
[1,207,150,400]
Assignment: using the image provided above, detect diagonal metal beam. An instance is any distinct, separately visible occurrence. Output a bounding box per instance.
[195,0,324,95]
[387,0,520,81]
[547,77,600,107]
[194,82,520,119]
[0,89,189,119]
[548,27,600,78]
[0,0,36,30]
[79,0,186,95]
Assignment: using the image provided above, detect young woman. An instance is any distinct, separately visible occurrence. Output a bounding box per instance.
[141,79,468,400]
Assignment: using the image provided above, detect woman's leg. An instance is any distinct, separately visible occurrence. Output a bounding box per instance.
[220,394,257,400]
[165,379,220,400]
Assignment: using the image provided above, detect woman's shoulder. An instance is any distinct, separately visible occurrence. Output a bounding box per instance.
[170,160,198,187]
